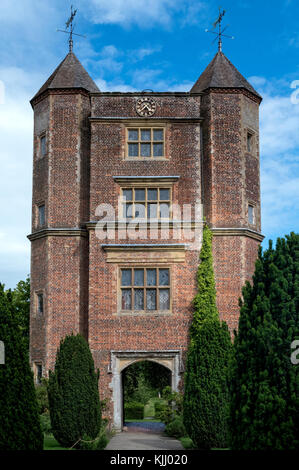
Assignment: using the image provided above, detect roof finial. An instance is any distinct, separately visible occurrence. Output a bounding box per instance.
[205,7,234,52]
[57,5,86,53]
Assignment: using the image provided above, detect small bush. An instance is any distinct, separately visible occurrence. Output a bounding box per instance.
[40,413,52,435]
[79,428,108,450]
[124,401,144,419]
[180,437,196,449]
[156,386,183,425]
[154,400,166,417]
[35,378,49,414]
[165,416,186,439]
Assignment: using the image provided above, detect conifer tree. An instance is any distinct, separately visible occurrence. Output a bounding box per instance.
[0,284,43,450]
[48,333,101,447]
[183,225,232,449]
[230,233,299,449]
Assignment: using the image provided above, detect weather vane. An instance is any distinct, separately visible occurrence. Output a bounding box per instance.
[57,5,86,53]
[205,7,234,52]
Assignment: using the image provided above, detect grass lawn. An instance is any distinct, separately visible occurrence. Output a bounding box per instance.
[44,434,71,450]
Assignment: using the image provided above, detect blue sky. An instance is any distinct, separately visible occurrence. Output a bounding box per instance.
[0,0,298,288]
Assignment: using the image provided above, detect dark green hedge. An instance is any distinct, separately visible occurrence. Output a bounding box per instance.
[48,334,101,448]
[124,401,144,419]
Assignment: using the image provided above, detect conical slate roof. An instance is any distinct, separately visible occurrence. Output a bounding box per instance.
[190,51,261,99]
[32,52,99,101]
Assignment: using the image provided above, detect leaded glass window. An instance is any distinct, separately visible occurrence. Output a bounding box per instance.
[121,188,171,221]
[120,267,171,312]
[127,128,164,158]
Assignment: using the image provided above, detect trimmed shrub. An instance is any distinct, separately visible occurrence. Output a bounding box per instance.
[124,401,144,419]
[230,233,299,450]
[165,416,186,439]
[183,225,232,449]
[48,334,101,448]
[0,284,43,450]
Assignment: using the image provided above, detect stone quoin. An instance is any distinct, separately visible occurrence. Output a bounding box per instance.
[28,50,263,430]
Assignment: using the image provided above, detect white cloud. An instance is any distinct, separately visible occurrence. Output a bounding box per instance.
[254,78,299,240]
[0,67,38,288]
[85,0,177,27]
[78,0,207,28]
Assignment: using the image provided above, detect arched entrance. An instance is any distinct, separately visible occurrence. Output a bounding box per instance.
[109,351,182,431]
[122,360,172,427]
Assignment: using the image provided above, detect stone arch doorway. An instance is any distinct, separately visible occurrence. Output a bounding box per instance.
[122,360,172,427]
[109,351,182,431]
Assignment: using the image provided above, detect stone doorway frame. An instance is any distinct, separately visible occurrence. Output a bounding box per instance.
[109,350,182,431]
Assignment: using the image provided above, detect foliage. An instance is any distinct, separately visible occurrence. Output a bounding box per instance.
[123,360,171,401]
[79,427,109,450]
[48,333,101,448]
[0,283,43,450]
[40,413,52,435]
[9,276,30,349]
[131,375,156,405]
[35,378,49,414]
[154,400,166,418]
[183,225,232,449]
[155,386,183,426]
[124,401,144,419]
[230,233,299,450]
[180,437,196,449]
[165,415,186,439]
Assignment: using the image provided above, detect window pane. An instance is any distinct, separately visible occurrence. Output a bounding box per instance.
[40,136,46,156]
[135,189,145,201]
[248,205,254,224]
[146,269,157,286]
[128,129,138,141]
[147,203,157,218]
[159,188,170,200]
[141,129,151,141]
[121,289,132,309]
[128,143,138,157]
[121,269,132,286]
[153,129,163,141]
[37,294,43,313]
[159,203,170,219]
[140,143,151,157]
[39,205,45,225]
[247,133,253,152]
[135,203,145,219]
[153,143,163,157]
[134,289,144,310]
[159,268,169,286]
[159,289,170,310]
[146,289,156,310]
[148,189,157,200]
[123,189,133,201]
[134,269,144,286]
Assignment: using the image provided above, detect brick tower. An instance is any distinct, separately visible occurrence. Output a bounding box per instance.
[29,49,263,429]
